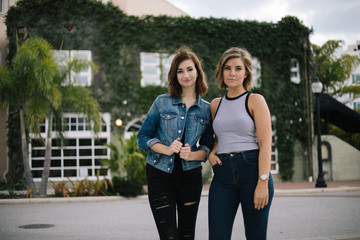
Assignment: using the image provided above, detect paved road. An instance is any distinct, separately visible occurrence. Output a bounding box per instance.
[1,191,360,240]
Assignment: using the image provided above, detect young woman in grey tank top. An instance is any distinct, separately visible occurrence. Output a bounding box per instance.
[208,47,274,240]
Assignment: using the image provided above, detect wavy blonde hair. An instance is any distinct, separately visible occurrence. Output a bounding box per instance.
[215,47,253,91]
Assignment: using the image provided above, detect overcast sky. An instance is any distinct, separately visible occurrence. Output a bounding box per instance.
[167,0,360,49]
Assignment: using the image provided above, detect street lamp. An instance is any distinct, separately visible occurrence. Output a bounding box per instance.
[115,118,123,127]
[311,77,327,188]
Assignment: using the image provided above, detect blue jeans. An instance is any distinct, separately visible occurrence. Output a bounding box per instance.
[208,150,274,240]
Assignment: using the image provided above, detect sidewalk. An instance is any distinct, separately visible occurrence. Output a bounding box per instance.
[1,180,360,204]
[202,180,360,196]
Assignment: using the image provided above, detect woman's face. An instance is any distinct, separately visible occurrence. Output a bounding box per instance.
[177,59,198,89]
[223,57,247,90]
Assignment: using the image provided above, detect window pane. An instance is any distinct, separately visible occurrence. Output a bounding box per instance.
[80,159,92,166]
[66,139,77,146]
[32,149,45,157]
[49,170,61,177]
[95,138,107,145]
[32,139,44,147]
[79,149,92,156]
[64,159,76,167]
[51,160,61,167]
[64,169,77,177]
[64,149,76,156]
[95,159,103,166]
[95,149,107,156]
[32,160,44,168]
[52,149,61,156]
[79,139,92,146]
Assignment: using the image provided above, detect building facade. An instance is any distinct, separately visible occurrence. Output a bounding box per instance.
[0,0,19,182]
[334,40,360,110]
[0,0,188,182]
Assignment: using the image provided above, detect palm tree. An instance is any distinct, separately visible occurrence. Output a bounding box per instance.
[312,40,360,95]
[36,53,101,196]
[0,37,61,193]
[1,37,101,196]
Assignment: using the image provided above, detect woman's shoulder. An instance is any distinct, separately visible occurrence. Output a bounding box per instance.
[198,96,210,106]
[154,93,171,102]
[210,97,222,105]
[157,93,171,98]
[248,93,268,111]
[210,97,222,109]
[248,93,266,103]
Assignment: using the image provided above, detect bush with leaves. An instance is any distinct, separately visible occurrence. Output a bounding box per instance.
[112,176,144,197]
[104,133,147,185]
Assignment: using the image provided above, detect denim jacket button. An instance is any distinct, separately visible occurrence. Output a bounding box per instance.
[170,159,173,162]
[153,160,156,163]
[178,130,181,133]
[181,116,185,119]
[168,168,171,171]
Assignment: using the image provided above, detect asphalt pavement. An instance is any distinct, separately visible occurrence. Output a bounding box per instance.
[0,181,360,240]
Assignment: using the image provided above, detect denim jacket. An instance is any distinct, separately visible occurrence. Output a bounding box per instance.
[137,93,214,173]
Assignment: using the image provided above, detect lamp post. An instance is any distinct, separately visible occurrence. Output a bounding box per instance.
[311,77,327,188]
[115,117,123,127]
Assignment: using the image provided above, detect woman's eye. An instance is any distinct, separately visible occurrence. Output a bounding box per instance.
[224,66,230,70]
[236,67,242,71]
[177,70,183,74]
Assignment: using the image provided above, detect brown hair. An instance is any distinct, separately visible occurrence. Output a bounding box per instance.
[215,47,253,91]
[168,46,208,98]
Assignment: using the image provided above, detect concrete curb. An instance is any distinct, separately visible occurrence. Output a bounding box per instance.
[274,187,360,195]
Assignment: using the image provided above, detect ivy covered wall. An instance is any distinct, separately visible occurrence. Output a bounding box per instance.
[5,0,312,180]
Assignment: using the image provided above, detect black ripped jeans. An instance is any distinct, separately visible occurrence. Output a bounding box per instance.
[146,163,202,240]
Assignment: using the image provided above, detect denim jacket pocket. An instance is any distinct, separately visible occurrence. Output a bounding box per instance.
[160,112,177,130]
[194,115,210,125]
[194,115,210,136]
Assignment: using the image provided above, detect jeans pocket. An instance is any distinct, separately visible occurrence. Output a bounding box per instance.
[243,151,258,166]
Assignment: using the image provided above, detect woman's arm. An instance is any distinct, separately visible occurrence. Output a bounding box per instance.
[137,97,162,152]
[248,93,272,210]
[151,138,183,156]
[208,98,222,166]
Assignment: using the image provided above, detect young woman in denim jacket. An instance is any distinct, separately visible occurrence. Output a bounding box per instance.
[208,47,274,240]
[137,47,214,240]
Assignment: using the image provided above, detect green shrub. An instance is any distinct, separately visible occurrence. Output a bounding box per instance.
[112,176,144,197]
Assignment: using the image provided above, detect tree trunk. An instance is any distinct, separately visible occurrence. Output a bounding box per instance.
[39,111,53,196]
[19,108,37,193]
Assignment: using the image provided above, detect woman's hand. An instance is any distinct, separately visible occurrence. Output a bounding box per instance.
[167,138,182,156]
[179,143,191,160]
[254,181,269,210]
[209,152,222,166]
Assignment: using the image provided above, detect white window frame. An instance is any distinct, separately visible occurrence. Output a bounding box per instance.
[353,100,360,110]
[70,50,92,86]
[270,116,279,174]
[252,57,261,88]
[140,52,174,87]
[53,50,92,86]
[352,73,360,84]
[29,113,111,181]
[0,0,4,13]
[290,58,301,84]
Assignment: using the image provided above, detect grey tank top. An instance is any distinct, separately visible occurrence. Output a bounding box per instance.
[213,91,259,154]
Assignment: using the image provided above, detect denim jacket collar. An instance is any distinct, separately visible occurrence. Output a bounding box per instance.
[172,95,203,108]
